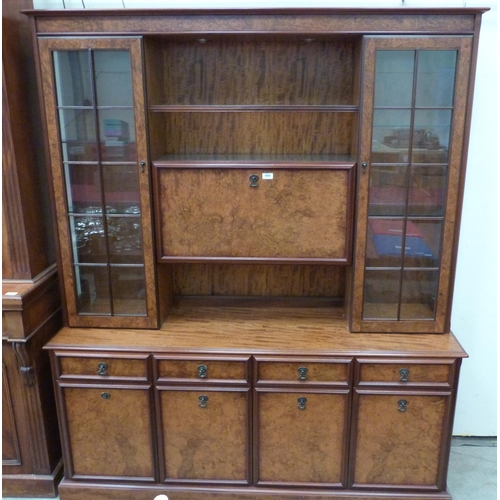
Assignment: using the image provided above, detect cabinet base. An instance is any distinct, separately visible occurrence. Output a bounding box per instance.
[58,481,453,500]
[2,459,63,498]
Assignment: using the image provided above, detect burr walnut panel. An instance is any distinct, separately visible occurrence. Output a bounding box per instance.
[257,390,348,485]
[353,393,448,487]
[256,358,349,385]
[160,388,249,482]
[58,355,148,380]
[156,167,353,262]
[62,386,154,480]
[157,357,249,382]
[358,361,452,387]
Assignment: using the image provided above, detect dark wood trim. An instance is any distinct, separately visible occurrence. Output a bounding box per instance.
[22,8,489,17]
[172,296,344,309]
[2,459,63,498]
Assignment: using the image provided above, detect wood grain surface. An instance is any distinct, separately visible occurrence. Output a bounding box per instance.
[59,355,147,379]
[63,386,154,479]
[352,393,448,487]
[31,11,477,36]
[161,112,353,156]
[157,168,351,260]
[257,360,348,383]
[257,390,347,484]
[157,39,355,106]
[160,388,249,481]
[359,363,451,385]
[158,358,248,381]
[46,304,467,357]
[172,264,346,297]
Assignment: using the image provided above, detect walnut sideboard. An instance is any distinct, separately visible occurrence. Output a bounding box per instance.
[23,7,486,500]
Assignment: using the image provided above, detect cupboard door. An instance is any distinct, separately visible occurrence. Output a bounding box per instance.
[159,387,250,484]
[61,385,155,481]
[256,389,349,487]
[351,392,451,490]
[352,36,473,333]
[38,37,158,328]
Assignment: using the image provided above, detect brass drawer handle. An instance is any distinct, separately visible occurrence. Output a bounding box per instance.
[398,399,408,412]
[101,392,111,400]
[399,368,409,382]
[298,367,308,381]
[199,395,208,408]
[197,364,208,378]
[297,397,307,410]
[97,362,108,376]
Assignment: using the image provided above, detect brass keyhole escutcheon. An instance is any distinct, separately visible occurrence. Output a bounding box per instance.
[249,174,259,187]
[297,397,307,410]
[97,362,108,376]
[398,399,408,412]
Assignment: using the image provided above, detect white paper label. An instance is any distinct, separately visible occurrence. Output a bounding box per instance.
[5,292,18,296]
[262,173,274,180]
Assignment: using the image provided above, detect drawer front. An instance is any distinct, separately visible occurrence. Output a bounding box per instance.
[58,355,148,380]
[157,358,249,383]
[358,360,453,387]
[256,358,350,385]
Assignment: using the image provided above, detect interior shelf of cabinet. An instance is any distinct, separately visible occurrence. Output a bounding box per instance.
[149,104,359,112]
[151,154,356,167]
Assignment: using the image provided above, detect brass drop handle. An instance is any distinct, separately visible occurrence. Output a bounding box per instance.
[140,161,146,173]
[399,368,409,382]
[297,397,307,410]
[398,399,408,412]
[101,392,111,400]
[199,395,208,408]
[361,162,368,174]
[197,364,208,378]
[97,362,108,376]
[298,367,308,381]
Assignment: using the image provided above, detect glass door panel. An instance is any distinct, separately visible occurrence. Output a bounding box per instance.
[353,36,472,332]
[39,37,157,327]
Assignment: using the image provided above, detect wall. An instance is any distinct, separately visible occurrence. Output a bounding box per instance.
[30,0,498,436]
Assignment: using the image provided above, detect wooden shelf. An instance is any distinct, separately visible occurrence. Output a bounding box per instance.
[45,302,466,357]
[152,153,355,167]
[149,104,359,112]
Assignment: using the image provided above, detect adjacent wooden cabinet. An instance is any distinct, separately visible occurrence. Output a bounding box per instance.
[24,7,486,500]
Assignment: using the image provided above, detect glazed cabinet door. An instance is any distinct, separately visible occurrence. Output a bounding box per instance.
[38,37,158,328]
[351,36,473,333]
[255,388,349,487]
[59,384,156,481]
[350,391,452,491]
[157,387,251,485]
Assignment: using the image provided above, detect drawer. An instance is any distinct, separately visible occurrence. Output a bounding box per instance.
[156,356,250,383]
[255,358,350,385]
[357,359,454,387]
[57,354,148,380]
